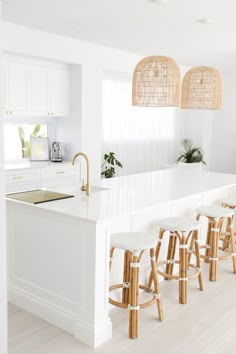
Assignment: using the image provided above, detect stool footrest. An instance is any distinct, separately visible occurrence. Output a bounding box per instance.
[198,249,233,262]
[156,260,201,280]
[109,283,161,310]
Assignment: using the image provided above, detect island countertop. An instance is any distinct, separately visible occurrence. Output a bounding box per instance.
[7,169,236,221]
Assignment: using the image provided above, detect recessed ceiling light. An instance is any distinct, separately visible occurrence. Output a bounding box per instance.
[72,22,81,28]
[149,0,169,5]
[196,17,214,25]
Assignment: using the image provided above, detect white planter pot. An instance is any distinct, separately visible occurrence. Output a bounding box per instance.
[177,162,203,171]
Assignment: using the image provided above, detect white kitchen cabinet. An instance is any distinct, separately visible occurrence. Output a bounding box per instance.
[29,65,49,116]
[48,68,70,117]
[3,55,70,117]
[40,165,79,188]
[5,163,79,194]
[4,60,29,116]
[5,168,41,194]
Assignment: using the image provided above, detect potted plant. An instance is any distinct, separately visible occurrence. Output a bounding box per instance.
[101,152,123,178]
[177,138,206,170]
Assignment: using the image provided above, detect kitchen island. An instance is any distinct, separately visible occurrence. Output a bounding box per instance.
[6,169,236,347]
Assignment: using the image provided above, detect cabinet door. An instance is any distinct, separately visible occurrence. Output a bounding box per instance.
[29,65,49,116]
[5,61,29,116]
[48,68,70,117]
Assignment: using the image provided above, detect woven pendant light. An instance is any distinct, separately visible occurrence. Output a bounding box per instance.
[132,55,181,107]
[181,66,223,110]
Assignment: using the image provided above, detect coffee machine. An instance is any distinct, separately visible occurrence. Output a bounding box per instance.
[51,142,63,162]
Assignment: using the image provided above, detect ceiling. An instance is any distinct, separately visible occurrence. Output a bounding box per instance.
[2,0,236,71]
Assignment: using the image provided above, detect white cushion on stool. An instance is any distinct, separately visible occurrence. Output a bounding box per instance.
[111,232,157,252]
[158,217,199,232]
[196,206,234,218]
[222,199,236,208]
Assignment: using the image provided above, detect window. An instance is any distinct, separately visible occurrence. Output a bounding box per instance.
[4,124,48,161]
[103,75,175,142]
[102,71,184,176]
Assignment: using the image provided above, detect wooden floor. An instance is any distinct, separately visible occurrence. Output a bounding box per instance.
[8,261,236,354]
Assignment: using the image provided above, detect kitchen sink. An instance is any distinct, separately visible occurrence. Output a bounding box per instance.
[52,185,109,196]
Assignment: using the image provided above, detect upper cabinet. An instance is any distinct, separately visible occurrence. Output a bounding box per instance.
[3,55,70,117]
[4,61,29,115]
[48,68,70,117]
[29,64,49,116]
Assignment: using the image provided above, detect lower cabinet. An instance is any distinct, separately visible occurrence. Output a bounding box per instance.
[5,164,79,194]
[41,165,79,189]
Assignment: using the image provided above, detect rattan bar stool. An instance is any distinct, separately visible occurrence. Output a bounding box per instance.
[109,232,164,339]
[196,206,236,282]
[221,199,236,250]
[148,217,203,305]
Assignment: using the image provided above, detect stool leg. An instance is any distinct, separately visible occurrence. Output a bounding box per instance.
[129,254,139,339]
[165,232,177,280]
[229,215,236,274]
[147,229,164,288]
[209,218,220,282]
[109,247,115,271]
[150,248,164,321]
[179,233,188,304]
[205,221,211,263]
[122,251,131,305]
[194,230,204,291]
[223,216,231,250]
[188,233,195,264]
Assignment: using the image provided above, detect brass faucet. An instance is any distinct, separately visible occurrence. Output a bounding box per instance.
[72,152,91,196]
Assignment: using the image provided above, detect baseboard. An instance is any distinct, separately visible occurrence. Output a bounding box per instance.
[8,285,112,348]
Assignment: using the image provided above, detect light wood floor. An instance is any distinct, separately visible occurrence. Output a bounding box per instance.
[8,261,236,354]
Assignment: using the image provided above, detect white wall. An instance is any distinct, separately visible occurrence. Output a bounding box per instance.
[183,109,214,169]
[56,64,82,160]
[209,73,236,173]
[183,71,236,174]
[0,4,8,353]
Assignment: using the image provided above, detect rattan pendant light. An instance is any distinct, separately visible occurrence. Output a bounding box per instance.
[132,55,181,107]
[181,66,223,110]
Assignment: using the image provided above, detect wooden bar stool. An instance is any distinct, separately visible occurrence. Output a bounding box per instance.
[109,232,164,339]
[196,206,236,282]
[148,217,203,305]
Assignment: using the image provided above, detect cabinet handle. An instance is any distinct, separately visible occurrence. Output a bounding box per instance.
[56,171,64,174]
[13,176,24,180]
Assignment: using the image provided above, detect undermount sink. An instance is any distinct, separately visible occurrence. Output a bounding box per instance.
[88,186,108,193]
[54,185,109,196]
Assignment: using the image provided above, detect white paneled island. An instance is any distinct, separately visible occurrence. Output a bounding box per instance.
[6,169,236,347]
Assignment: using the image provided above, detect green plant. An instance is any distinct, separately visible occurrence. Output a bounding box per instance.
[101,152,123,178]
[177,138,206,164]
[18,124,45,158]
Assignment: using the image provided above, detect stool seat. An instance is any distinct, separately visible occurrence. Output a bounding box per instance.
[222,199,236,208]
[111,232,157,252]
[158,217,199,232]
[196,206,234,218]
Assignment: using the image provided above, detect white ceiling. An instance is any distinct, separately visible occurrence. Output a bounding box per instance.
[2,0,236,71]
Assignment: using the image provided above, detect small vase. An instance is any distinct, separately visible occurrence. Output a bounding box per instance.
[22,147,30,159]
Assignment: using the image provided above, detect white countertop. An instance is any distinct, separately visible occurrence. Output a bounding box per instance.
[5,160,72,170]
[7,169,236,222]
